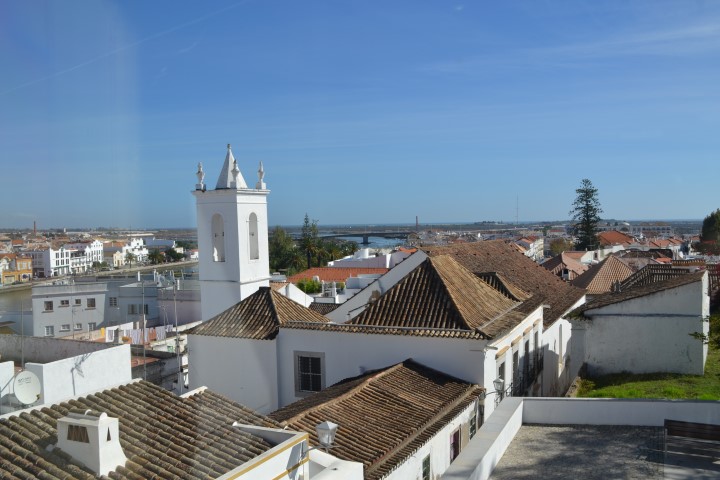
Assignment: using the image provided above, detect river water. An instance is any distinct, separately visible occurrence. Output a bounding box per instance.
[0,287,32,332]
[333,236,405,250]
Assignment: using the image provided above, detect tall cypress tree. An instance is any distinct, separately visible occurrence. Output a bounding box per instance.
[569,178,603,250]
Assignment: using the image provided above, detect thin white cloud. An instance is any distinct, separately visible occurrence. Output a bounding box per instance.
[544,22,720,58]
[421,19,720,75]
[177,41,199,55]
[1,1,249,96]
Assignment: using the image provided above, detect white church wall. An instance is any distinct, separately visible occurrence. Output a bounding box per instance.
[189,334,279,414]
[277,329,487,408]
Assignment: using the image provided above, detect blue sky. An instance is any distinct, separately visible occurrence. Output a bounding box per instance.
[1,1,719,229]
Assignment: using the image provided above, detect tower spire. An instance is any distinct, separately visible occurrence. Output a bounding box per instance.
[216,144,247,189]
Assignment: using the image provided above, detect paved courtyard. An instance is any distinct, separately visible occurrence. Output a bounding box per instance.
[490,425,665,479]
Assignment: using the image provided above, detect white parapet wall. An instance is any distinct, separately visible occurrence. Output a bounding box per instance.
[442,397,523,480]
[522,397,720,426]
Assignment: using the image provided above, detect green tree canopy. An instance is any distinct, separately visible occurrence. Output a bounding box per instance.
[549,238,575,256]
[701,209,720,243]
[148,249,164,265]
[165,248,184,262]
[569,178,603,251]
[300,214,319,269]
[269,226,298,273]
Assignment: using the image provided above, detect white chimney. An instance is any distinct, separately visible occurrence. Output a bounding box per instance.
[56,410,127,476]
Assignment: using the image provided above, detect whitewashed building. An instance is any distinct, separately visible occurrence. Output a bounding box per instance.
[26,246,71,277]
[193,144,271,321]
[570,270,710,376]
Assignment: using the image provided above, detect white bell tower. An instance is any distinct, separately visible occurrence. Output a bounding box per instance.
[193,144,270,321]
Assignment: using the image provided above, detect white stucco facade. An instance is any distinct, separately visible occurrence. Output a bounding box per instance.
[189,335,279,414]
[32,282,109,337]
[571,273,710,376]
[0,337,131,412]
[193,146,270,321]
[384,400,479,480]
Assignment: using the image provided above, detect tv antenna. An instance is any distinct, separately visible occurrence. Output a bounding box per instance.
[13,370,42,405]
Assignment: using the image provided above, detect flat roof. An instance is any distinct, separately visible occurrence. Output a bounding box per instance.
[490,424,720,480]
[490,424,664,479]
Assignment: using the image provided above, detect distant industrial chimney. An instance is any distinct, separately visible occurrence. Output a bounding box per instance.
[56,410,127,476]
[33,221,36,237]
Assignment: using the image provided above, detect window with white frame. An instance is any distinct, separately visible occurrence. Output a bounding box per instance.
[44,301,53,312]
[44,326,54,336]
[60,324,70,332]
[75,298,81,306]
[422,455,431,480]
[294,351,324,396]
[86,298,96,308]
[60,299,69,307]
[88,322,97,331]
[74,323,82,331]
[109,297,118,307]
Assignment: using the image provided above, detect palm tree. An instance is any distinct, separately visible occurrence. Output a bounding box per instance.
[125,252,137,268]
[148,249,164,265]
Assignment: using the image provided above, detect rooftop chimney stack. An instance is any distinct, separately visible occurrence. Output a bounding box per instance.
[56,410,127,476]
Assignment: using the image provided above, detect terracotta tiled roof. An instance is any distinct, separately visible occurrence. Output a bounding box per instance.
[270,281,290,291]
[542,252,589,280]
[288,267,389,284]
[571,271,706,316]
[345,255,527,339]
[563,251,587,261]
[189,286,329,339]
[422,242,586,327]
[0,380,283,479]
[673,259,707,267]
[619,264,696,291]
[476,271,531,301]
[570,255,635,294]
[270,359,482,480]
[308,302,341,315]
[598,230,635,246]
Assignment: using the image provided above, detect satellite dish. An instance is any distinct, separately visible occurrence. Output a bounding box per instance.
[13,370,41,405]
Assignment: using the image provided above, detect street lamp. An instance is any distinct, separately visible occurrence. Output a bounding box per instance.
[305,421,339,454]
[316,421,338,452]
[493,378,504,394]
